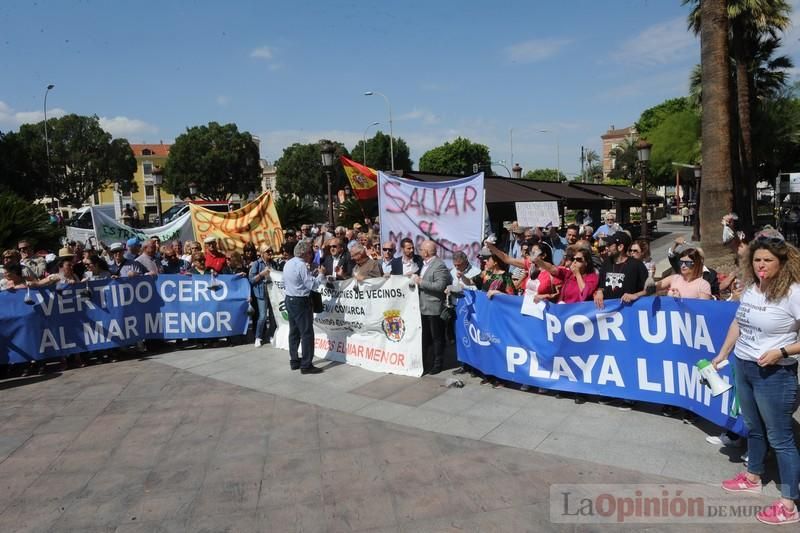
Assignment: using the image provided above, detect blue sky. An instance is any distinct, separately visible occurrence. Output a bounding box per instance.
[2,0,799,178]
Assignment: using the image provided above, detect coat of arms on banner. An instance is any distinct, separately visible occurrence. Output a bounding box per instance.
[382,310,405,342]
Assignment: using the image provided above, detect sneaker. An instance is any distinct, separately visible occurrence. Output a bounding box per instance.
[742,452,748,466]
[756,500,800,525]
[254,338,262,348]
[721,472,762,494]
[706,433,745,447]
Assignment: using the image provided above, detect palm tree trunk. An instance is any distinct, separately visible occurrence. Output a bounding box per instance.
[733,25,756,234]
[700,0,734,250]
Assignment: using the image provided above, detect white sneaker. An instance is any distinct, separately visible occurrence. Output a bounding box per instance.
[706,433,745,447]
[254,338,262,348]
[705,435,723,445]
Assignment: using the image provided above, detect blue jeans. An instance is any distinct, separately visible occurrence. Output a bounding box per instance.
[733,356,800,499]
[285,295,314,369]
[255,297,270,342]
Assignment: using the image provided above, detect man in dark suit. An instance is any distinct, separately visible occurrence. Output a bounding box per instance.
[390,237,423,276]
[320,238,352,280]
[412,240,453,374]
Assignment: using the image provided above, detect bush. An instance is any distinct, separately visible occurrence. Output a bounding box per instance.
[0,193,63,251]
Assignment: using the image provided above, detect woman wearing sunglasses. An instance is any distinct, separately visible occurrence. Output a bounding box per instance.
[711,229,800,525]
[534,244,598,304]
[655,247,711,300]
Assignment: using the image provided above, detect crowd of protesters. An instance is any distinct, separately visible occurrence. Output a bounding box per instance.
[2,210,799,525]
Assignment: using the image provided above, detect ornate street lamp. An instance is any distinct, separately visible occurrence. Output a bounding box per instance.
[636,139,652,239]
[693,166,701,241]
[152,166,164,225]
[44,84,55,207]
[189,182,198,197]
[320,142,336,226]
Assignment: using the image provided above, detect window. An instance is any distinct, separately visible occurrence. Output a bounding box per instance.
[142,149,152,156]
[142,161,153,176]
[145,185,155,201]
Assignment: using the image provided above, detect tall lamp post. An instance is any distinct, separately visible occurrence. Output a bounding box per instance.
[363,91,394,171]
[692,166,701,242]
[636,139,652,239]
[43,84,55,207]
[362,121,380,166]
[320,142,336,226]
[152,166,165,225]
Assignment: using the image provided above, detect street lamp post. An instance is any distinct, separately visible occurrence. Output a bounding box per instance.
[636,140,653,239]
[152,166,165,225]
[692,166,701,242]
[362,121,380,166]
[43,84,55,207]
[320,142,336,226]
[189,182,198,197]
[538,129,560,181]
[363,91,394,171]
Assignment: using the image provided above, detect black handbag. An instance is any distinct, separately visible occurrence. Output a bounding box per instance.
[310,291,324,314]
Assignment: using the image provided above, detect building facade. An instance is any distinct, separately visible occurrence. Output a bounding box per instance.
[600,125,638,179]
[96,142,178,223]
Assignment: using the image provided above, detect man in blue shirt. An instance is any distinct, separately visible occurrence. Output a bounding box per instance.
[283,240,326,373]
[593,213,620,239]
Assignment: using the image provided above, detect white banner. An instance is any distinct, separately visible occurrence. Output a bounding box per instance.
[379,172,485,266]
[90,209,194,246]
[269,272,423,377]
[515,201,560,228]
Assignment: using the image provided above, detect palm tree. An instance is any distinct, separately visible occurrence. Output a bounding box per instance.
[699,0,734,247]
[685,0,791,231]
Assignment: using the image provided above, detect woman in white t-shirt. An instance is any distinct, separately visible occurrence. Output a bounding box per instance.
[712,230,800,525]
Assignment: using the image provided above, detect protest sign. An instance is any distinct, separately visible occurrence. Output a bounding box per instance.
[65,210,194,247]
[268,272,423,377]
[0,275,250,363]
[379,172,484,265]
[515,201,560,228]
[456,291,746,435]
[190,193,283,254]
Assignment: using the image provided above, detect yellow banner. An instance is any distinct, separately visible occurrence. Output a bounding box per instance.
[189,193,283,253]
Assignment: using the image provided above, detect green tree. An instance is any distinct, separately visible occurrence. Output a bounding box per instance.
[0,193,62,251]
[647,109,702,186]
[636,98,692,136]
[0,131,39,200]
[274,140,350,199]
[419,137,490,175]
[522,168,566,182]
[351,131,413,171]
[607,139,639,184]
[274,196,325,229]
[17,114,137,207]
[163,122,261,201]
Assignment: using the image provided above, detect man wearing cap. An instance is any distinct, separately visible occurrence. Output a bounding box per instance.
[593,232,648,309]
[17,240,45,278]
[108,242,145,277]
[203,237,228,274]
[283,240,326,374]
[124,237,142,262]
[249,244,275,347]
[412,240,453,375]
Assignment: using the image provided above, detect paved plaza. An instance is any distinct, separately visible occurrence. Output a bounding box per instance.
[0,339,787,532]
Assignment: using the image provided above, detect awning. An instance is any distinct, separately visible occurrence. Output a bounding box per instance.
[569,183,661,204]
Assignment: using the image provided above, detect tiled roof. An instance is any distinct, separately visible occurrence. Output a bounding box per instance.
[131,143,171,157]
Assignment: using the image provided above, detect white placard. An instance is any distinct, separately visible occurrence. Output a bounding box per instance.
[789,173,800,193]
[515,201,560,228]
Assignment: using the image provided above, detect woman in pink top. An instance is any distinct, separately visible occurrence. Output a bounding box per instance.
[536,245,599,303]
[486,241,560,300]
[656,247,711,299]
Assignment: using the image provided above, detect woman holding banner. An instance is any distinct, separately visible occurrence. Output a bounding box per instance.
[713,229,800,526]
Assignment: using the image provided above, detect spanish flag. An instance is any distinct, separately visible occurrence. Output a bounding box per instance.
[340,155,378,200]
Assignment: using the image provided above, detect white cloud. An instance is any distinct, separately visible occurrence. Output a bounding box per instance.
[0,101,67,128]
[504,38,571,63]
[611,17,697,67]
[250,46,274,60]
[397,108,440,125]
[98,116,158,139]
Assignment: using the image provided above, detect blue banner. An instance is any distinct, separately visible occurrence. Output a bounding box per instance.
[456,291,747,435]
[0,275,250,364]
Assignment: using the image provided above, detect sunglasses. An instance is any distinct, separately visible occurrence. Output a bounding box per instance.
[679,260,694,268]
[329,245,339,249]
[18,246,29,251]
[630,249,641,254]
[755,233,785,246]
[383,248,394,252]
[573,257,585,263]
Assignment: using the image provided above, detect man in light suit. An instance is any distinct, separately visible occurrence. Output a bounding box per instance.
[412,240,453,374]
